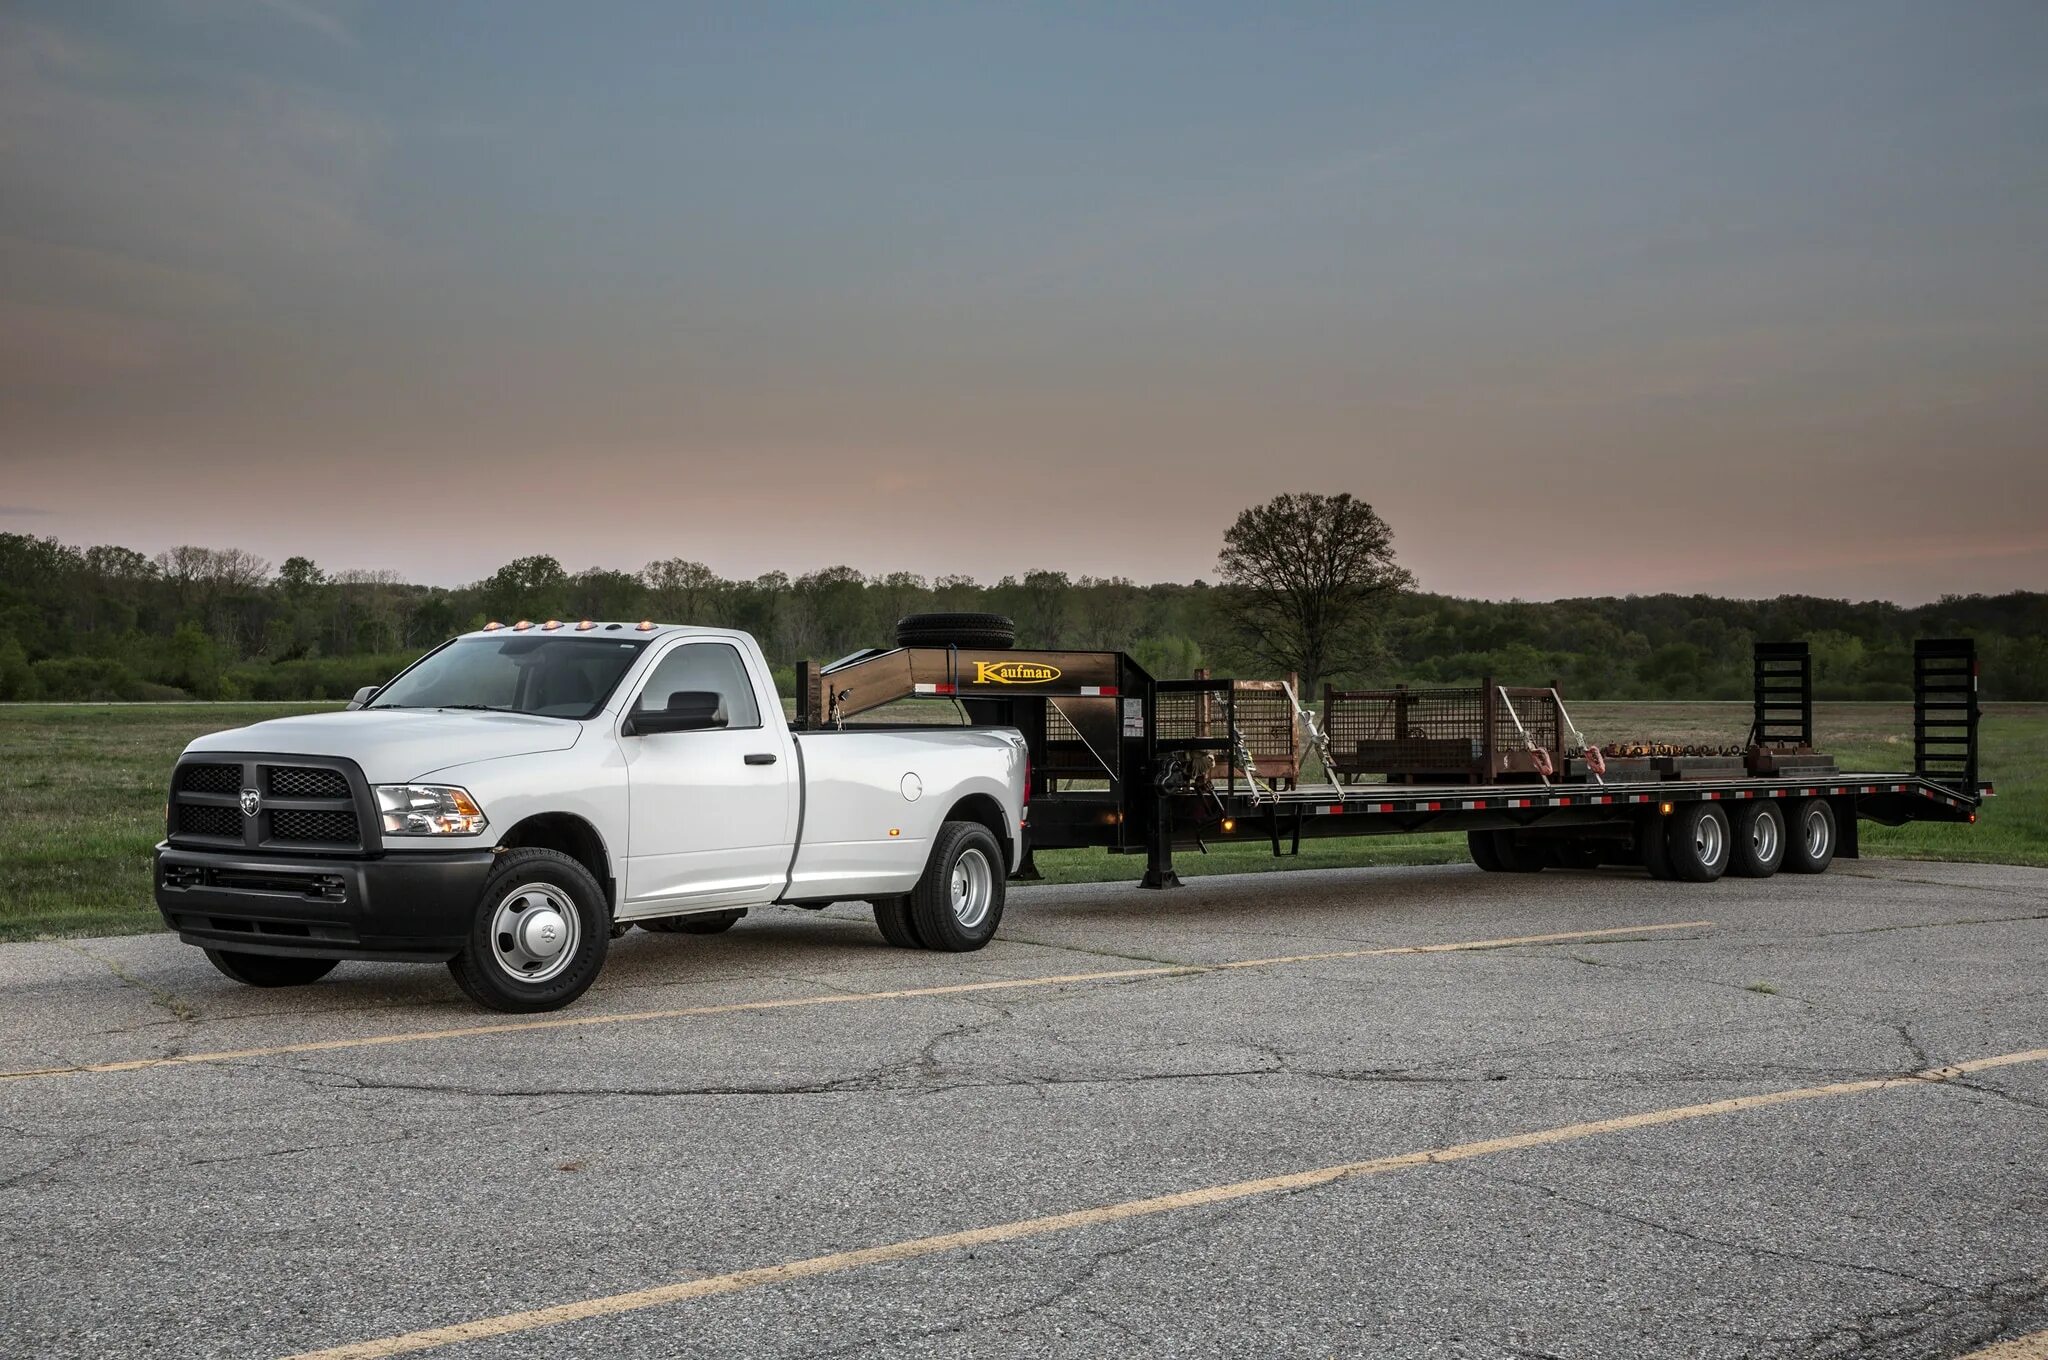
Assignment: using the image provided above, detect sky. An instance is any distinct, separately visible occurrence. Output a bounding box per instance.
[2,1,2044,603]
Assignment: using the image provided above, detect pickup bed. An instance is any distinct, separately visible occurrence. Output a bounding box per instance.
[155,624,1028,1011]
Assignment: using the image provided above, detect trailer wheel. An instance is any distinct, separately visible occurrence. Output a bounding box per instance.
[447,848,610,1012]
[871,896,925,948]
[1490,831,1547,873]
[1728,803,1786,878]
[640,909,746,935]
[907,820,1006,951]
[1664,803,1731,883]
[1467,830,1505,872]
[1639,816,1677,880]
[1781,798,1837,875]
[895,613,1016,649]
[202,950,338,988]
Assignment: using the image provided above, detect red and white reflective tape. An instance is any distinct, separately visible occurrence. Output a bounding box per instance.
[912,683,956,695]
[1077,685,1118,696]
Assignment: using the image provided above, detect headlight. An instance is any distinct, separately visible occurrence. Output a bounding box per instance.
[375,785,487,836]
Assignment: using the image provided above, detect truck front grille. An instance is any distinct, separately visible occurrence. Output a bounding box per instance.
[167,755,374,853]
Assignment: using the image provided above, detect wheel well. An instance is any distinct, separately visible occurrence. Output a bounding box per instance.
[497,813,615,907]
[943,793,1013,869]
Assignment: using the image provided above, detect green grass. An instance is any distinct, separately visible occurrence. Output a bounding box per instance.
[0,700,2040,942]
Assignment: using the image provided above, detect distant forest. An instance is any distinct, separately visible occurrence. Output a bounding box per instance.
[2,532,2043,703]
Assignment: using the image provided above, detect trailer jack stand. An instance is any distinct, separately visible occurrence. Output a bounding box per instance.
[1140,804,1183,889]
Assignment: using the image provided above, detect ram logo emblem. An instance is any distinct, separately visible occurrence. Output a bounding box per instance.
[973,661,1061,685]
[240,788,262,818]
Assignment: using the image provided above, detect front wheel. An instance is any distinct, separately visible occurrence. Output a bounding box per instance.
[204,950,338,988]
[907,821,1007,952]
[448,848,610,1012]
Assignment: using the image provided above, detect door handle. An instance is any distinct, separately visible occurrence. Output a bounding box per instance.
[744,753,779,765]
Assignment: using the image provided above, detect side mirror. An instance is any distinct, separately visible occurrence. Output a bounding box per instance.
[624,690,727,736]
[347,685,379,711]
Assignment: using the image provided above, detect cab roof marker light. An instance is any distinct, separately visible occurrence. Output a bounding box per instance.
[483,621,504,631]
[636,620,656,631]
[575,620,595,631]
[513,620,532,631]
[542,620,561,630]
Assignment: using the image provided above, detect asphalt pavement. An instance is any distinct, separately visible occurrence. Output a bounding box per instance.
[2,858,2044,1359]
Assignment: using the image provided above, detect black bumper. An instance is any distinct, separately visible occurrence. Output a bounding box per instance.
[154,843,495,962]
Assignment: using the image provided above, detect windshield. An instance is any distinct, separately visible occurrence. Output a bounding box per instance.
[370,636,649,719]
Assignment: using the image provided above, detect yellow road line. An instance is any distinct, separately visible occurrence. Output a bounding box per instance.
[284,1046,2048,1360]
[1958,1329,2048,1360]
[0,921,1709,1083]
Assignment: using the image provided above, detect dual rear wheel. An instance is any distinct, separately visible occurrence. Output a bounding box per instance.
[872,820,1007,952]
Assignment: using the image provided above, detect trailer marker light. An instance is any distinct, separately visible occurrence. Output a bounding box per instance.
[1659,802,1674,815]
[1221,818,1236,833]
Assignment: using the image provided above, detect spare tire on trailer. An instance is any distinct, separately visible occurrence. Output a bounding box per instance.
[895,612,1016,649]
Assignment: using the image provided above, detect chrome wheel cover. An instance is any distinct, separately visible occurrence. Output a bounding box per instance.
[1804,807,1831,859]
[1752,809,1780,863]
[488,883,580,983]
[1694,814,1725,869]
[949,846,994,930]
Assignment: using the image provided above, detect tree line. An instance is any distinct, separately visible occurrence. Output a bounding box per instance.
[1,529,2043,703]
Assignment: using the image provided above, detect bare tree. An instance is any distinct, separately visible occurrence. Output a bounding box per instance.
[1215,492,1414,693]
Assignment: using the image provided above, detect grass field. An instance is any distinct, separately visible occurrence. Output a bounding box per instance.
[1,701,2040,941]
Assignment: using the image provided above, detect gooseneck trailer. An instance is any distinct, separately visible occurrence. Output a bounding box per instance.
[799,631,1992,888]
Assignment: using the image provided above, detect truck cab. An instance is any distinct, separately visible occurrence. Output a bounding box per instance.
[156,623,1028,1012]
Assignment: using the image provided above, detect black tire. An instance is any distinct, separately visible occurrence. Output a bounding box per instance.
[906,821,1007,951]
[895,612,1016,649]
[871,896,925,948]
[1640,815,1677,880]
[448,848,611,1012]
[1782,798,1837,875]
[1664,803,1731,883]
[1490,830,1547,873]
[203,950,338,988]
[1728,802,1786,879]
[640,909,746,935]
[1467,829,1505,872]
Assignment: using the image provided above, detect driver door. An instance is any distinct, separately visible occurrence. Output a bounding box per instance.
[619,640,795,912]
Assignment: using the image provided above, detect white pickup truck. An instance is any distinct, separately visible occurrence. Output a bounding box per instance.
[155,624,1029,1011]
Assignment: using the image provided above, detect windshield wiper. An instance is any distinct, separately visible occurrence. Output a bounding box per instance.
[438,704,519,713]
[367,703,412,710]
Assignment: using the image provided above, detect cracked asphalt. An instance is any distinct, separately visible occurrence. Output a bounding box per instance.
[2,858,2045,1359]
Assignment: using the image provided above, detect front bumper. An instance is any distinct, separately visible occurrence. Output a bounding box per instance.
[154,843,496,962]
